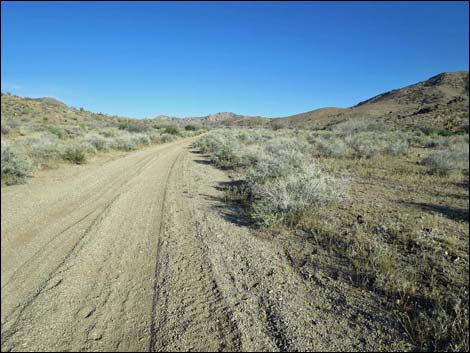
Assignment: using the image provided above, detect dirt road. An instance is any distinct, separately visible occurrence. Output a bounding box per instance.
[1,138,408,352]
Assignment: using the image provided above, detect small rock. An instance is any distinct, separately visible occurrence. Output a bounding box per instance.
[90,331,102,341]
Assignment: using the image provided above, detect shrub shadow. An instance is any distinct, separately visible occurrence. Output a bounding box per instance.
[200,192,254,227]
[405,201,469,222]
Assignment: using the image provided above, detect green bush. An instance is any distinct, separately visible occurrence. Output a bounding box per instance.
[164,125,179,135]
[62,145,87,164]
[419,126,439,136]
[118,120,149,133]
[48,126,64,139]
[184,124,197,131]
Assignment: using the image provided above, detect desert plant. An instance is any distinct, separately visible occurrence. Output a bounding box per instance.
[164,125,179,135]
[345,131,409,158]
[162,133,177,143]
[1,143,33,185]
[62,145,87,164]
[315,138,352,158]
[47,126,65,139]
[251,163,345,227]
[118,120,149,133]
[82,134,110,151]
[422,148,468,176]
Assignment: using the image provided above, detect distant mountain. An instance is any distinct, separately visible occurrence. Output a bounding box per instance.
[153,111,267,127]
[3,71,468,131]
[153,71,468,130]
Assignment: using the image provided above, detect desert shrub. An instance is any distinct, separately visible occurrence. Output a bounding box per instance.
[315,138,352,158]
[422,147,469,176]
[62,145,87,164]
[345,131,409,158]
[271,122,286,130]
[29,138,65,159]
[251,163,344,227]
[164,125,179,135]
[160,133,177,143]
[264,136,310,155]
[118,120,149,133]
[247,148,305,184]
[99,128,119,138]
[112,133,138,151]
[408,132,433,147]
[438,128,453,137]
[424,136,445,148]
[79,142,98,154]
[82,134,110,151]
[185,124,197,131]
[63,125,85,139]
[419,126,439,136]
[209,135,241,167]
[131,133,151,146]
[147,132,162,143]
[1,143,33,185]
[180,130,200,138]
[47,126,64,139]
[384,134,409,155]
[238,145,265,167]
[195,132,227,154]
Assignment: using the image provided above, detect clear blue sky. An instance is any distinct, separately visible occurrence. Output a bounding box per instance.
[1,1,469,118]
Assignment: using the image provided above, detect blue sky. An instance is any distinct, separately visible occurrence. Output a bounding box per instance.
[1,1,469,118]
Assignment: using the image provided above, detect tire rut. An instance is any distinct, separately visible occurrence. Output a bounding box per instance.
[149,151,241,352]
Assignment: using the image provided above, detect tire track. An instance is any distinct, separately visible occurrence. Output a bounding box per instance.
[1,150,158,290]
[1,138,196,352]
[149,150,242,352]
[148,150,183,352]
[1,149,163,346]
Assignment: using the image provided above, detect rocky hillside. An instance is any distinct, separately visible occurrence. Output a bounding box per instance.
[153,111,267,128]
[275,71,469,130]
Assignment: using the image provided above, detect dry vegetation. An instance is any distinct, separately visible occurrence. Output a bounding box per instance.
[1,93,202,185]
[195,121,469,351]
